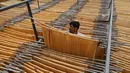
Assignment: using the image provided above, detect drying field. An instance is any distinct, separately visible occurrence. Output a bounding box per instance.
[0,0,130,73]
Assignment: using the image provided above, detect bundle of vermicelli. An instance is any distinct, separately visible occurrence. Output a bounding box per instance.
[42,24,99,58]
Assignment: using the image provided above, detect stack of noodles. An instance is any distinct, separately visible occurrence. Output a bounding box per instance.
[41,22,104,59]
